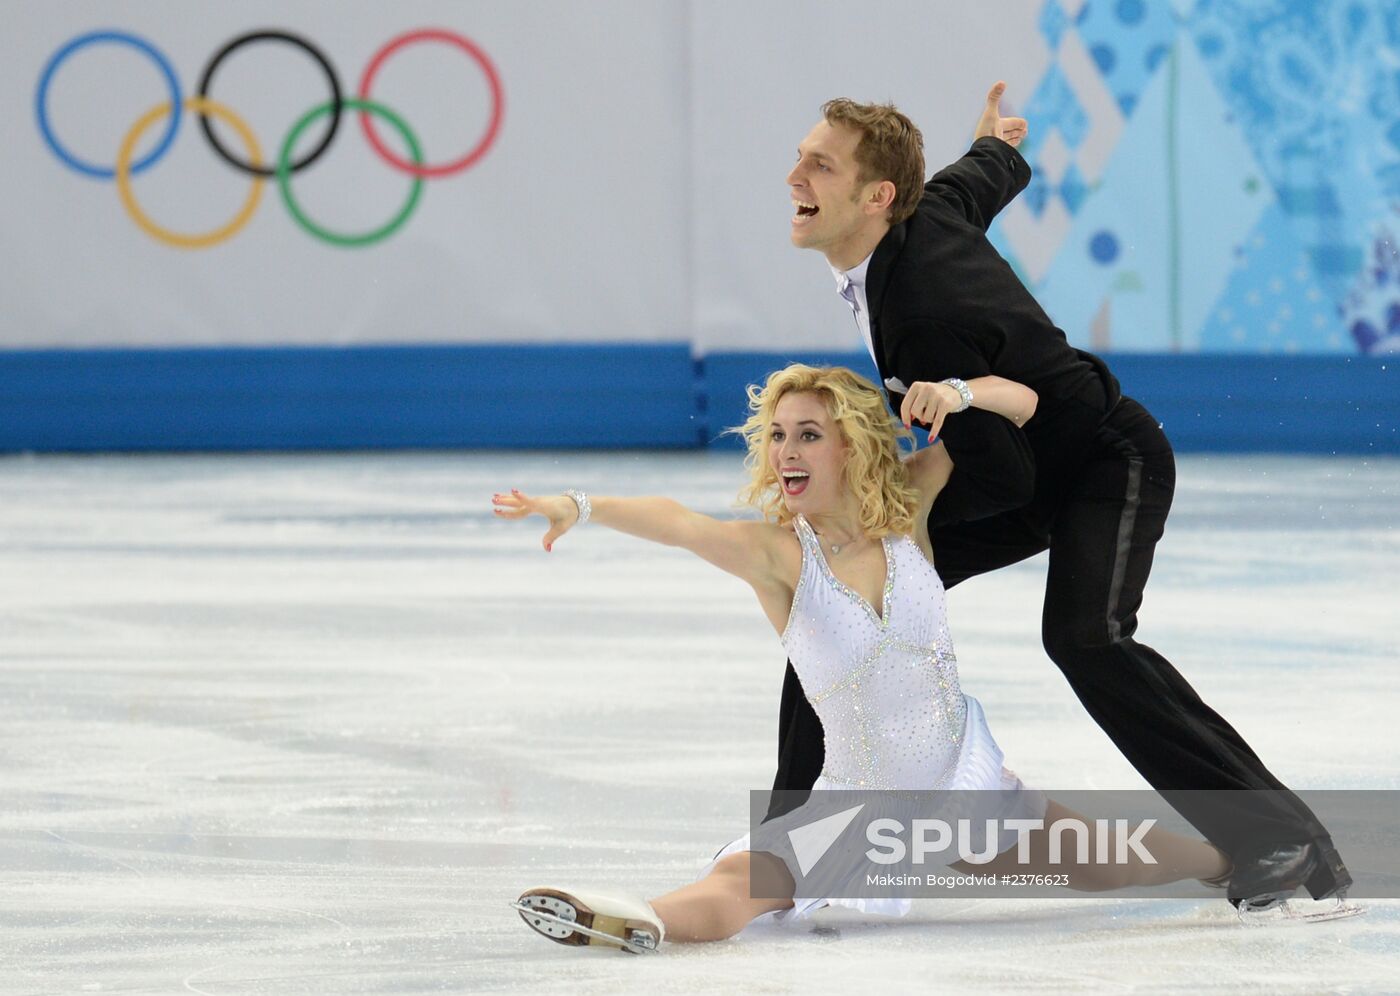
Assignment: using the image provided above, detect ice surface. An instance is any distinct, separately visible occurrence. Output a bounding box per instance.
[0,451,1396,994]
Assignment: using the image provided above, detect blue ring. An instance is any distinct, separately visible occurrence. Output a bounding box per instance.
[35,30,182,179]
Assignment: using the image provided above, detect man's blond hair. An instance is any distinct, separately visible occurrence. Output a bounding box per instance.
[821,98,925,224]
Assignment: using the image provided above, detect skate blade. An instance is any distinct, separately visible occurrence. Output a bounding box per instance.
[510,900,659,954]
[1238,896,1366,925]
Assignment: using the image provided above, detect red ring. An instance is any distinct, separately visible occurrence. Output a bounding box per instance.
[356,28,503,178]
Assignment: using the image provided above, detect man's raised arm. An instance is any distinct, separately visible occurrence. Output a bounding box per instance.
[925,81,1031,230]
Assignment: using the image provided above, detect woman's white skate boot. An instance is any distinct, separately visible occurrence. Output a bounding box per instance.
[513,887,664,954]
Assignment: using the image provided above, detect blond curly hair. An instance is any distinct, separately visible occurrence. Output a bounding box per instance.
[733,364,920,536]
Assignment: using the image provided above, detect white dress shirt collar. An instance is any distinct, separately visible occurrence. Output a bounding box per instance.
[829,252,873,295]
[829,252,877,364]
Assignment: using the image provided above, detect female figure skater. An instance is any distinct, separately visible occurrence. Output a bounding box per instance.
[492,364,1230,954]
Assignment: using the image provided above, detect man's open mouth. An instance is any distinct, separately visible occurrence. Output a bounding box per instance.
[793,200,819,223]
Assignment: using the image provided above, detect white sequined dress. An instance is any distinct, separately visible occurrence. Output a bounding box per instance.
[703,514,1046,921]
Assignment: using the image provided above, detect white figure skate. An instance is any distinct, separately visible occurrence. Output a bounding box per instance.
[513,887,665,954]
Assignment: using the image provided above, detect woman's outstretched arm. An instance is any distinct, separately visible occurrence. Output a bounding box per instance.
[491,489,782,588]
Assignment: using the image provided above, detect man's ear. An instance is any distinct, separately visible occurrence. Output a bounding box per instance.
[867,180,896,215]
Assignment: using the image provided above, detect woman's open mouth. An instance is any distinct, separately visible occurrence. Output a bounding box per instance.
[782,470,810,495]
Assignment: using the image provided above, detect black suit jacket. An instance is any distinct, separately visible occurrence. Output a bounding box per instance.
[866,137,1122,527]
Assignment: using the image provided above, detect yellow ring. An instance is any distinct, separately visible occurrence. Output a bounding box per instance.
[115,96,263,249]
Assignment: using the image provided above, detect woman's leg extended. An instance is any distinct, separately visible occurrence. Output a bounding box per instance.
[649,851,795,942]
[951,800,1230,892]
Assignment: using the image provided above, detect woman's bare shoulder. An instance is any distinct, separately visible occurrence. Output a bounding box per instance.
[737,518,803,589]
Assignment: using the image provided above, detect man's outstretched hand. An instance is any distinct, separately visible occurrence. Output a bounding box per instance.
[973,81,1027,148]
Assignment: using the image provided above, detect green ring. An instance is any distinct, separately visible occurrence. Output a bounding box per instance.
[277,98,424,247]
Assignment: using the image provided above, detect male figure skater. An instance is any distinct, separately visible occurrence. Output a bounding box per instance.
[777,83,1351,913]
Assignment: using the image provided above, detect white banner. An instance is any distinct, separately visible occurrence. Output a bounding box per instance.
[2,1,1050,353]
[4,0,693,348]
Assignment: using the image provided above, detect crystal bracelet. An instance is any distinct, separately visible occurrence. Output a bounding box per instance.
[940,377,973,413]
[563,489,591,525]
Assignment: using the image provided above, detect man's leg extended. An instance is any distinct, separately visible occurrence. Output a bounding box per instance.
[1039,398,1347,900]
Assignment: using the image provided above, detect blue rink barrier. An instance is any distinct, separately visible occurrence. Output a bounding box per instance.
[1105,354,1398,454]
[702,352,1399,455]
[0,345,1394,454]
[0,344,703,451]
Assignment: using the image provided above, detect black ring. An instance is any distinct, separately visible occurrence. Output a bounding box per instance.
[196,29,342,178]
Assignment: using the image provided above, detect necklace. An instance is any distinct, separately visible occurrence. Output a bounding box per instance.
[826,535,859,555]
[809,517,861,555]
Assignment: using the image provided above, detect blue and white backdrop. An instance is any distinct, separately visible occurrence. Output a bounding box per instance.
[2,0,1396,450]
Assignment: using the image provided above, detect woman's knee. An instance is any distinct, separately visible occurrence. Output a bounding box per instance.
[707,853,753,882]
[706,851,794,905]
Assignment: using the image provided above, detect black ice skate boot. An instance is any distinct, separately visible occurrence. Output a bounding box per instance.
[1303,836,1352,900]
[1227,841,1315,913]
[1228,840,1363,924]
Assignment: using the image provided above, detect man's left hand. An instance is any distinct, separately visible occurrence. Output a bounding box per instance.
[973,81,1028,148]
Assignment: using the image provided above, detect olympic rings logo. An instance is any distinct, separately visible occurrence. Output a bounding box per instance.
[35,28,504,249]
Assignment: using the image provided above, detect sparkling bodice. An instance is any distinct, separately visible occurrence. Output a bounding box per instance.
[782,514,967,789]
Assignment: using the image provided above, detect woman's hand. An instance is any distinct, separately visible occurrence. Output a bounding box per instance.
[900,375,1037,441]
[491,488,579,552]
[899,381,965,443]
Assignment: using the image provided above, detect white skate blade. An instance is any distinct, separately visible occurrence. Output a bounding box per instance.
[512,890,662,954]
[1238,896,1366,925]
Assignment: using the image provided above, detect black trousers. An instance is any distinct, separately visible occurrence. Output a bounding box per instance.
[770,397,1328,856]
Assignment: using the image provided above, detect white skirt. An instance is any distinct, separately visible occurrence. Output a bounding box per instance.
[700,695,1047,923]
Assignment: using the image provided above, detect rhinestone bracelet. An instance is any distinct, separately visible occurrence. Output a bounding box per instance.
[940,377,973,413]
[562,489,591,525]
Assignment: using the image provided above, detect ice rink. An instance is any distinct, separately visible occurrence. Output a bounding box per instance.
[1,450,1397,994]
